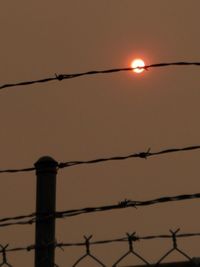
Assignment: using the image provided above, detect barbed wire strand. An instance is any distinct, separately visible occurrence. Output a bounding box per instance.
[0,219,35,228]
[0,145,200,174]
[58,145,200,168]
[1,192,200,228]
[1,62,200,91]
[2,231,200,254]
[0,167,35,174]
[55,192,200,218]
[0,213,35,224]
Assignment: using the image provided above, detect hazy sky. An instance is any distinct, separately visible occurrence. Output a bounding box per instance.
[0,1,200,266]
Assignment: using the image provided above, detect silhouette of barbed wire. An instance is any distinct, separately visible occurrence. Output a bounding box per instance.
[0,219,35,228]
[1,192,200,228]
[0,213,35,224]
[1,230,200,254]
[55,192,200,218]
[58,145,200,169]
[0,145,199,174]
[1,220,199,266]
[0,230,199,267]
[0,167,34,174]
[1,61,200,91]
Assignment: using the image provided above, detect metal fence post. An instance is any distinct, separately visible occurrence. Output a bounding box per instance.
[34,156,58,267]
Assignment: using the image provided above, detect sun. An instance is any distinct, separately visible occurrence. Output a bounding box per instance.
[131,59,145,73]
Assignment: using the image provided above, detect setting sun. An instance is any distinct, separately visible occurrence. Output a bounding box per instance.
[131,59,145,73]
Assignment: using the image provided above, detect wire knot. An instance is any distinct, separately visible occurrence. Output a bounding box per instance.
[126,232,138,251]
[0,244,12,267]
[26,244,35,252]
[56,241,65,252]
[138,148,151,159]
[55,73,64,81]
[169,228,180,249]
[28,218,35,225]
[58,162,67,169]
[118,199,132,208]
[84,235,93,254]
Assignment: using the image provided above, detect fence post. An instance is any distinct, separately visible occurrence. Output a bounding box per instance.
[34,156,58,267]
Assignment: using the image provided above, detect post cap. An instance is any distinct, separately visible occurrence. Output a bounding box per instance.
[34,156,58,173]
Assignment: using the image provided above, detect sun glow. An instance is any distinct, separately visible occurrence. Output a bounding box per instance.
[131,59,145,73]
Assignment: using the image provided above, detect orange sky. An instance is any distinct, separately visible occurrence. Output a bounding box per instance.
[0,1,200,266]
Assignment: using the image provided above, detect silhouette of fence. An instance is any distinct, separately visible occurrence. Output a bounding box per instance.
[0,143,199,266]
[1,61,200,266]
[0,146,199,266]
[0,229,200,266]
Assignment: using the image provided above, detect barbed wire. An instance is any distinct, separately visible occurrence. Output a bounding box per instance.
[1,192,200,228]
[1,229,200,267]
[0,61,200,91]
[0,213,35,224]
[0,218,35,228]
[2,230,200,254]
[58,145,200,169]
[0,145,199,174]
[55,192,200,218]
[0,167,34,174]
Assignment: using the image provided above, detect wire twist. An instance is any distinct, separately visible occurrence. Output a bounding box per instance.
[0,245,12,267]
[72,235,106,267]
[112,233,149,267]
[155,229,194,266]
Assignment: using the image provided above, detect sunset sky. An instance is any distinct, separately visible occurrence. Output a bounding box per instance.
[0,1,200,266]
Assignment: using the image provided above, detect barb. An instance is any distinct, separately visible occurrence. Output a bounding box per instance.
[0,145,199,174]
[1,61,200,90]
[1,192,200,228]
